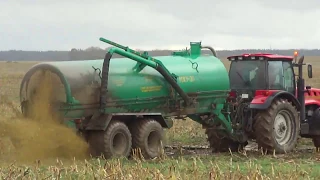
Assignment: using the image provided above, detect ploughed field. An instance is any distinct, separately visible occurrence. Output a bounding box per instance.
[0,57,320,179]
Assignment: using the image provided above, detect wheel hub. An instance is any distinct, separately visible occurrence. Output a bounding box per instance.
[273,111,292,145]
[147,131,161,153]
[278,122,286,134]
[113,132,127,155]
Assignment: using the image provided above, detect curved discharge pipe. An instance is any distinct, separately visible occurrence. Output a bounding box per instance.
[201,46,217,57]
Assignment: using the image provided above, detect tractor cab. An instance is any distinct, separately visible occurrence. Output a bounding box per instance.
[227,52,313,99]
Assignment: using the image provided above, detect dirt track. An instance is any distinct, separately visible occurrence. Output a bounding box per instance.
[164,141,315,157]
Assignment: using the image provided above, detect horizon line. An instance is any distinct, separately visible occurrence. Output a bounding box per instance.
[1,48,320,52]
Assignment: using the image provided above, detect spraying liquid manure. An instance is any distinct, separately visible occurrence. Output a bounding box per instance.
[0,70,89,163]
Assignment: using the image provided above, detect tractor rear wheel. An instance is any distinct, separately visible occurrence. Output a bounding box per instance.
[205,129,246,152]
[253,99,299,153]
[87,120,132,159]
[312,136,320,152]
[130,118,164,159]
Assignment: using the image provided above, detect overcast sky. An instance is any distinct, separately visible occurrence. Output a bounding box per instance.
[1,0,320,51]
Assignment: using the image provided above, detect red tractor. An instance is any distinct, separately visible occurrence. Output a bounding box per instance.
[216,52,319,153]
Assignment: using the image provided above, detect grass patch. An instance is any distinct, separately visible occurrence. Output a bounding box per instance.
[1,152,320,179]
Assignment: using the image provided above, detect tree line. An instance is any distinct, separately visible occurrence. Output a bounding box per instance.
[1,46,320,61]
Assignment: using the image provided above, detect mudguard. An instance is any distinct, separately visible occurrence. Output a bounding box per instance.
[84,113,173,131]
[249,90,301,110]
[305,99,320,107]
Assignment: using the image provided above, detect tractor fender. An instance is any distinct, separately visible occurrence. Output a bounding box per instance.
[249,91,301,110]
[305,99,320,107]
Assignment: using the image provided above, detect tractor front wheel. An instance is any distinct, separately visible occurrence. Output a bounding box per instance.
[254,99,299,153]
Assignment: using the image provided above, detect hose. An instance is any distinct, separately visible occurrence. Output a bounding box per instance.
[99,51,192,112]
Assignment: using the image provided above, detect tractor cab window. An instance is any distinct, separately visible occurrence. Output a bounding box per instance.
[229,60,266,90]
[268,61,284,89]
[282,61,295,94]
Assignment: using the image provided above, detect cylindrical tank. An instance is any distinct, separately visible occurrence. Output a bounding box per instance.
[20,55,230,119]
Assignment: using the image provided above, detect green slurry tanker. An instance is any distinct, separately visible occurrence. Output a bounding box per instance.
[20,37,320,159]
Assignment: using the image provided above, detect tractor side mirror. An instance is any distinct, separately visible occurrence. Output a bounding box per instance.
[307,64,313,78]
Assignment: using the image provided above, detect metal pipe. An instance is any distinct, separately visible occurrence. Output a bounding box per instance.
[99,52,112,111]
[108,48,158,68]
[156,65,191,106]
[201,46,217,57]
[99,48,192,112]
[296,56,306,121]
[100,37,150,60]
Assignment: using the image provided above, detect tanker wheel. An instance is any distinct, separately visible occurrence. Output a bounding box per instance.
[205,129,246,152]
[253,99,299,154]
[87,120,132,159]
[130,118,164,159]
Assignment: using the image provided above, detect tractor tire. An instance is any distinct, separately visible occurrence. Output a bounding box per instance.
[130,118,164,159]
[253,99,299,153]
[87,120,132,159]
[205,128,246,152]
[312,136,320,151]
